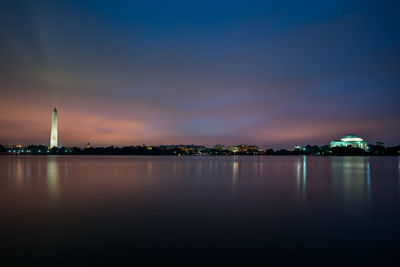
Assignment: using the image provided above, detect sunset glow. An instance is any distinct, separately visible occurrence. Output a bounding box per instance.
[1,0,399,147]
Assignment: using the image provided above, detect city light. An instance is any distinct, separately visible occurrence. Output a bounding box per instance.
[330,134,368,150]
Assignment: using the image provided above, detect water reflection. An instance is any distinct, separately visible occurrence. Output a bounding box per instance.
[331,157,371,207]
[296,159,301,195]
[295,156,307,207]
[367,161,371,205]
[146,161,153,177]
[196,160,203,178]
[16,158,24,190]
[7,158,31,191]
[303,155,307,204]
[47,157,60,203]
[232,157,239,193]
[5,157,62,203]
[1,156,400,266]
[2,155,399,214]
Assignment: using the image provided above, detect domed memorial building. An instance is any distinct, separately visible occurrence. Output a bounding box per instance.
[330,134,368,150]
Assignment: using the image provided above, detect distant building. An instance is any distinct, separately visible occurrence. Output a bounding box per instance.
[247,145,259,152]
[228,146,239,153]
[213,144,225,151]
[50,108,58,148]
[293,146,302,151]
[228,145,259,153]
[161,145,206,154]
[239,145,249,152]
[330,134,368,150]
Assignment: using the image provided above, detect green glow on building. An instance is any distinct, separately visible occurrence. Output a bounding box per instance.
[330,134,368,150]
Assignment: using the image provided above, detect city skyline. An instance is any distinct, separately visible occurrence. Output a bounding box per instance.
[0,108,383,152]
[0,107,396,150]
[1,0,400,147]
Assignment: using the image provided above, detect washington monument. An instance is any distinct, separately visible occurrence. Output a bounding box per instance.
[50,108,58,148]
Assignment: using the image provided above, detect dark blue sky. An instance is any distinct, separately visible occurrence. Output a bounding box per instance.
[1,0,399,147]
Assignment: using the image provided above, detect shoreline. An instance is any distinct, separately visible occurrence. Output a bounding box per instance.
[1,154,398,157]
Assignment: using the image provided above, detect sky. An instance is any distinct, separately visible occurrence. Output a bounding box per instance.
[1,0,399,148]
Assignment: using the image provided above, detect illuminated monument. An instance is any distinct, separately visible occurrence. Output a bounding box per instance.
[50,108,58,148]
[330,134,368,150]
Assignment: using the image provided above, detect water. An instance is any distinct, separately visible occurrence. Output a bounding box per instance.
[1,156,399,265]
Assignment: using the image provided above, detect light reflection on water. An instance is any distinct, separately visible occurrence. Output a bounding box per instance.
[1,156,400,265]
[1,156,399,206]
[367,160,371,205]
[330,157,371,208]
[2,156,399,209]
[232,160,238,193]
[302,155,307,205]
[294,156,307,207]
[46,157,60,203]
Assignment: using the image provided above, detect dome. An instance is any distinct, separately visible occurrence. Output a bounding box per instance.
[341,134,363,142]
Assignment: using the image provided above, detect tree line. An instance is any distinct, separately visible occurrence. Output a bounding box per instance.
[0,143,399,156]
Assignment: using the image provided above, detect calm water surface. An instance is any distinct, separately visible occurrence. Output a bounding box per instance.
[1,156,400,265]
